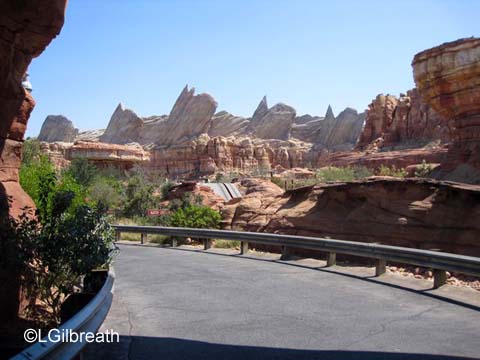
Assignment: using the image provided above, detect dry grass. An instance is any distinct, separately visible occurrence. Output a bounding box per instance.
[214,239,241,249]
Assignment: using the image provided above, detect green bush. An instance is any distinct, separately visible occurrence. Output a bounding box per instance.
[377,165,408,178]
[22,138,42,165]
[317,167,355,182]
[64,157,99,187]
[122,173,158,217]
[5,196,115,325]
[88,177,124,209]
[414,160,433,178]
[169,204,221,229]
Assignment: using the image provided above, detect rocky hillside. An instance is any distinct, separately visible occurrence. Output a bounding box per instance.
[222,178,480,256]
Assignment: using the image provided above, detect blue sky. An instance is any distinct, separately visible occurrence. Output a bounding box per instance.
[27,0,479,137]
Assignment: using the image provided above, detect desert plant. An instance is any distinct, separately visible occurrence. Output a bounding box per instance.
[377,165,408,178]
[169,204,221,229]
[414,160,434,178]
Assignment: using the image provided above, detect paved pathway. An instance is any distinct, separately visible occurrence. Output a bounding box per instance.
[85,245,480,360]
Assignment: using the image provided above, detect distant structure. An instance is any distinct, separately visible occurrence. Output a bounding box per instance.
[22,73,32,92]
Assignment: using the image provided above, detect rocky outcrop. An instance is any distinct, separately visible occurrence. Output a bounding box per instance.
[38,115,78,142]
[251,102,296,140]
[413,37,480,182]
[0,0,67,331]
[41,141,150,170]
[163,181,226,211]
[208,111,249,138]
[159,85,218,146]
[356,90,449,151]
[317,147,448,173]
[148,135,314,179]
[222,178,480,256]
[100,103,144,144]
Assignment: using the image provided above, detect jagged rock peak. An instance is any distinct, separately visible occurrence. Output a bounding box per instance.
[99,102,144,144]
[251,95,269,123]
[38,115,78,142]
[325,105,335,120]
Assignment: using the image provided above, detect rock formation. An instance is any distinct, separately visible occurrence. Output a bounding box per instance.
[38,115,78,142]
[356,89,450,151]
[0,0,67,332]
[100,103,144,144]
[41,141,150,170]
[159,85,218,146]
[222,177,480,256]
[412,37,480,182]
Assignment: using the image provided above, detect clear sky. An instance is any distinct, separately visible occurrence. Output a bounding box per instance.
[26,0,479,137]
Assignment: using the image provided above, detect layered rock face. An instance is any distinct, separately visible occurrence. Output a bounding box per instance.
[38,115,78,142]
[41,141,150,170]
[413,37,480,181]
[356,90,450,151]
[222,178,480,256]
[149,135,313,178]
[0,0,67,329]
[249,101,296,140]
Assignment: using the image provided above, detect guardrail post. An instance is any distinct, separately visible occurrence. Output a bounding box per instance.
[115,230,121,242]
[141,233,147,244]
[375,259,386,276]
[240,241,249,255]
[326,252,336,267]
[171,238,178,247]
[433,269,447,288]
[281,246,290,260]
[204,238,212,250]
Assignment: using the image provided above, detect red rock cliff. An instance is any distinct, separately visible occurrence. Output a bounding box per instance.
[413,37,480,182]
[0,0,67,330]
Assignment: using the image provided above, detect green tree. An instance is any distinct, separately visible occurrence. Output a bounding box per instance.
[64,157,98,187]
[88,177,123,209]
[22,138,42,165]
[122,174,157,217]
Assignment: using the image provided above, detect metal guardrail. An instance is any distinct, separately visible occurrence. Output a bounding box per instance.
[12,269,115,360]
[113,225,480,289]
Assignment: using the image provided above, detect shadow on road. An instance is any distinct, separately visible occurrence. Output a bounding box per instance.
[86,336,477,360]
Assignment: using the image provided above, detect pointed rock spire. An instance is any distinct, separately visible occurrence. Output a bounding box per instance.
[251,95,269,123]
[325,104,335,120]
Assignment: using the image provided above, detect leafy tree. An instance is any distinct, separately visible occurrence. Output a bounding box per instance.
[88,177,123,209]
[122,174,157,217]
[22,138,42,165]
[64,157,98,187]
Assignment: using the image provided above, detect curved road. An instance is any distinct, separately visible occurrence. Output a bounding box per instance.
[86,245,480,360]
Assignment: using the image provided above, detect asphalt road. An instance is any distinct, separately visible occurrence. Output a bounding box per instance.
[85,245,480,360]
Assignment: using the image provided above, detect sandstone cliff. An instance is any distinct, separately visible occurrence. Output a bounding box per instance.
[222,178,480,256]
[0,0,67,330]
[356,89,450,151]
[413,37,480,183]
[38,115,78,142]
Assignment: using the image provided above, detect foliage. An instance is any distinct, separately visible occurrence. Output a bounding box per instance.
[160,180,175,199]
[414,160,434,178]
[317,166,355,182]
[22,138,42,165]
[377,165,408,178]
[122,173,157,217]
[214,239,241,249]
[64,157,99,187]
[88,177,123,209]
[270,177,285,189]
[169,204,221,229]
[6,197,115,324]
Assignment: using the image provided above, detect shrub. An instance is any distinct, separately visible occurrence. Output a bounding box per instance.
[6,196,115,325]
[169,204,221,229]
[160,180,175,199]
[88,177,123,209]
[64,157,99,187]
[414,160,434,178]
[377,165,408,178]
[122,174,157,217]
[22,138,42,165]
[317,166,355,182]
